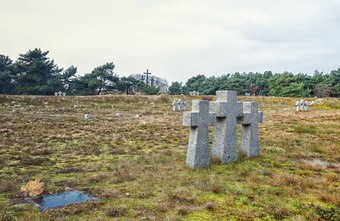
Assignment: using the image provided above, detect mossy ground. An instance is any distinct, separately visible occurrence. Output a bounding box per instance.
[0,95,339,221]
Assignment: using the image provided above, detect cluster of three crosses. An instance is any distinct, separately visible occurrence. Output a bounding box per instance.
[183,91,263,168]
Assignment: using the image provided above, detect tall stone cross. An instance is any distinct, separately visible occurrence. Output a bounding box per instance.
[183,100,216,168]
[143,69,152,85]
[210,91,243,163]
[238,102,263,157]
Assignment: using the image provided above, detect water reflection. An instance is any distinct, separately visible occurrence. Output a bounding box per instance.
[32,191,93,210]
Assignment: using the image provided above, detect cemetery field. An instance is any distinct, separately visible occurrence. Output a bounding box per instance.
[0,95,339,221]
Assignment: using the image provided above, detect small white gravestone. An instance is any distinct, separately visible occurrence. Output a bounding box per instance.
[178,99,184,111]
[296,100,309,112]
[54,92,58,96]
[12,110,18,114]
[304,100,309,111]
[116,113,122,117]
[173,100,178,112]
[62,92,66,96]
[183,101,188,111]
[84,114,92,119]
[136,114,142,118]
[296,101,300,111]
[299,99,304,111]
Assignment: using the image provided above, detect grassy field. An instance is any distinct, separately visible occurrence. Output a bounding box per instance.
[0,94,339,221]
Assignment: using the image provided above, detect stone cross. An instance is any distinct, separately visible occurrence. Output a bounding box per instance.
[183,101,188,111]
[304,100,309,111]
[143,69,152,85]
[178,99,184,111]
[238,102,263,157]
[296,100,301,111]
[299,99,304,111]
[210,91,243,163]
[173,100,178,112]
[183,100,216,168]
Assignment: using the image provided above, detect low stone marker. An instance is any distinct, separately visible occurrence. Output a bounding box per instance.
[189,91,200,96]
[183,90,263,168]
[173,100,178,111]
[173,99,189,112]
[55,91,66,96]
[183,101,188,111]
[183,100,216,168]
[304,100,309,111]
[296,99,309,111]
[178,99,184,111]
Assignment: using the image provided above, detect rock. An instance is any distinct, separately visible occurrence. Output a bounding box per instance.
[11,101,15,105]
[74,105,78,108]
[116,113,122,117]
[136,114,142,118]
[85,114,92,119]
[12,110,18,114]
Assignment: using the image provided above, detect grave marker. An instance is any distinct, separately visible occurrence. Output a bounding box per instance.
[210,91,243,163]
[183,101,188,111]
[183,100,216,168]
[238,102,263,157]
[173,100,178,112]
[178,99,184,111]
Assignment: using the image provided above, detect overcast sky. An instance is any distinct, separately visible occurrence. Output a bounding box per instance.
[1,0,340,83]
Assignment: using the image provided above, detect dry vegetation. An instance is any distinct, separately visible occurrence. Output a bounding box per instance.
[0,94,339,221]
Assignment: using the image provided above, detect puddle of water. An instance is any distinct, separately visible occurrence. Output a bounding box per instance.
[26,191,96,211]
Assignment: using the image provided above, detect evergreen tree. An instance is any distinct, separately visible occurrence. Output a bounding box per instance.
[0,55,14,94]
[168,81,182,95]
[13,49,62,95]
[326,69,340,97]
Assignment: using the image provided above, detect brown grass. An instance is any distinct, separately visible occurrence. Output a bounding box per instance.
[0,94,339,220]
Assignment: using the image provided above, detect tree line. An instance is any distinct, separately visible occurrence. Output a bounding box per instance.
[0,49,160,95]
[1,48,339,97]
[168,70,339,97]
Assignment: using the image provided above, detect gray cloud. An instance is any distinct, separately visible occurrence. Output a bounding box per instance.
[1,0,340,83]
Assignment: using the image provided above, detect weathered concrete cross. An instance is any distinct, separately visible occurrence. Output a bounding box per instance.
[238,102,263,157]
[183,101,188,111]
[173,100,178,111]
[210,91,243,163]
[183,100,216,168]
[178,99,184,111]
